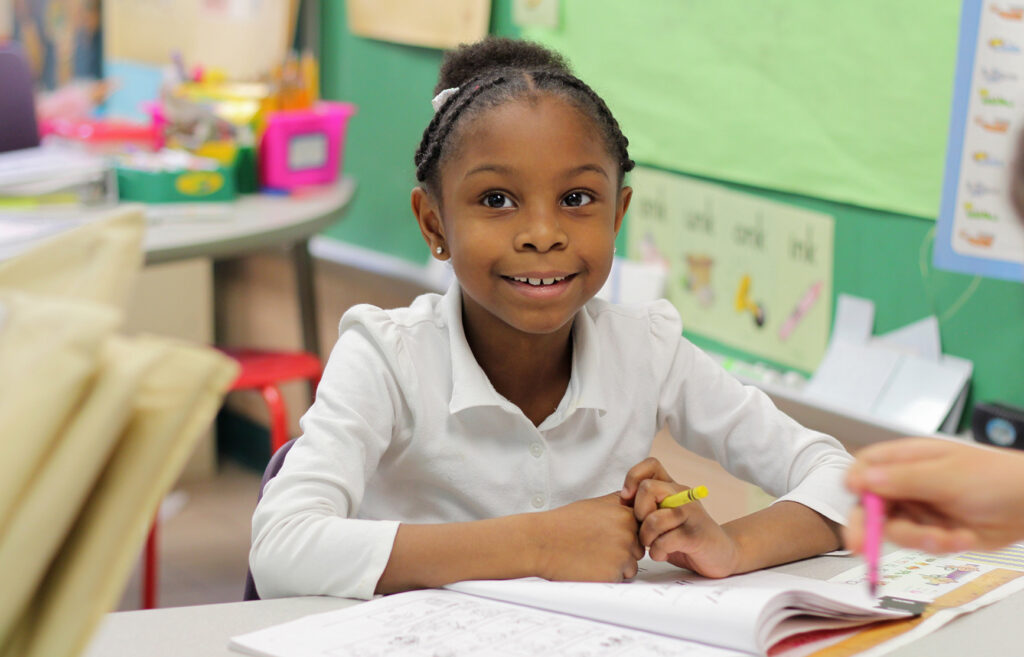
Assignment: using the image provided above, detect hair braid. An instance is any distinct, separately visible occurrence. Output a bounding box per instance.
[532,69,635,175]
[413,38,634,195]
[414,72,509,190]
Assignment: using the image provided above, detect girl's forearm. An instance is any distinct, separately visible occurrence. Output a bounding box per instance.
[722,501,842,574]
[376,514,541,594]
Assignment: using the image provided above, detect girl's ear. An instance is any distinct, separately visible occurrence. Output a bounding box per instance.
[411,186,448,259]
[614,186,633,236]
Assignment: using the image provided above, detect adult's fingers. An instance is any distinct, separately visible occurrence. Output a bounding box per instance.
[884,517,979,554]
[855,438,957,465]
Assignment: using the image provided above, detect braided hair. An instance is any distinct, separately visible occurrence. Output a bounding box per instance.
[413,37,635,196]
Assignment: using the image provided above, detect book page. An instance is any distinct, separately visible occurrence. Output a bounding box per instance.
[447,561,906,655]
[229,589,747,657]
[770,544,1024,656]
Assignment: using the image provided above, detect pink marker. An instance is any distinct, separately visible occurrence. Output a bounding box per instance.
[778,280,822,341]
[863,492,884,597]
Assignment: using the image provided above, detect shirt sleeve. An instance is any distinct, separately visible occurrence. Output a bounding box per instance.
[249,316,405,600]
[650,302,855,525]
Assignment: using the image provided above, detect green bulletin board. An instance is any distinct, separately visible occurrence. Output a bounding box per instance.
[523,1,961,219]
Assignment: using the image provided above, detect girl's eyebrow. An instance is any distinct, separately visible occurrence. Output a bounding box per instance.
[464,163,609,180]
[567,164,609,180]
[464,164,513,179]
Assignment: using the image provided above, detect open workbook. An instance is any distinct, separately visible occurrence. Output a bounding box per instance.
[230,560,922,657]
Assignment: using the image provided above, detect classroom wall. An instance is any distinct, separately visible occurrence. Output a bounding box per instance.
[317,1,1024,421]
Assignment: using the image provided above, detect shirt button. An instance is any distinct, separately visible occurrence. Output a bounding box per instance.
[531,493,546,509]
[529,442,545,458]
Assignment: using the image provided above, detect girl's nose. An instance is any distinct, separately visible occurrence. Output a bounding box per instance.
[514,207,568,252]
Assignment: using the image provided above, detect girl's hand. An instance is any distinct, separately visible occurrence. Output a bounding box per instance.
[621,458,740,578]
[845,438,1024,554]
[532,493,645,582]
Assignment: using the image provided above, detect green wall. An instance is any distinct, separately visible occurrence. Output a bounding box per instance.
[318,2,1023,421]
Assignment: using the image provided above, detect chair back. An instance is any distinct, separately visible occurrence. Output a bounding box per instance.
[242,437,298,601]
[0,43,40,153]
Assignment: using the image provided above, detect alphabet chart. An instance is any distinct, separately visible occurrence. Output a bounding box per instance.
[934,0,1024,282]
[626,167,834,373]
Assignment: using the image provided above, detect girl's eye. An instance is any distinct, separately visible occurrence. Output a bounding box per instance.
[482,192,513,209]
[563,191,593,207]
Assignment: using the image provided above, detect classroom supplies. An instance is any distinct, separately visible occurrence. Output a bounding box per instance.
[659,485,708,509]
[259,102,356,191]
[863,492,884,597]
[229,560,920,657]
[115,149,236,203]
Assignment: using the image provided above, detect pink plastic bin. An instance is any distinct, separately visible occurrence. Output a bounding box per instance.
[259,101,357,190]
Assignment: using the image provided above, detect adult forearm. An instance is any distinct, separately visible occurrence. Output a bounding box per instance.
[722,501,842,574]
[376,514,540,594]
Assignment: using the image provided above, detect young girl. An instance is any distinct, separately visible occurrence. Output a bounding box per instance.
[250,37,852,600]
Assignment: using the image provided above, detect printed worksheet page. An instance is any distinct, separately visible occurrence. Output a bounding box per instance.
[229,588,748,657]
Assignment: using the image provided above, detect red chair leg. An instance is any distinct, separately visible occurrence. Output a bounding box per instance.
[261,384,289,454]
[143,518,158,609]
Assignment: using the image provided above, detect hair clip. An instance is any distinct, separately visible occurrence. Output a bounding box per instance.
[431,87,460,113]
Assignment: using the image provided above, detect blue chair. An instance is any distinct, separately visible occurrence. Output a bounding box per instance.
[0,43,41,153]
[242,437,298,601]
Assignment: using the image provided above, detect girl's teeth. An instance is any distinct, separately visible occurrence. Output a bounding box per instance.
[511,275,567,286]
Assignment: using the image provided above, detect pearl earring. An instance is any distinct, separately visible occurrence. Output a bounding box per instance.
[613,247,617,254]
[435,245,444,255]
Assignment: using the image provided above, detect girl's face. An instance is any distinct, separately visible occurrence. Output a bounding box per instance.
[416,95,632,341]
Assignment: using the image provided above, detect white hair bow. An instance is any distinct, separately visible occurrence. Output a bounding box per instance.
[431,87,460,113]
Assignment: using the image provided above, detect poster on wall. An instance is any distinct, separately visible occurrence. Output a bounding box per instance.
[345,0,490,50]
[627,167,834,373]
[934,0,1024,282]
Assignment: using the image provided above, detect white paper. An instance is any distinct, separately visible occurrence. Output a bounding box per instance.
[804,339,903,415]
[229,589,746,657]
[831,294,875,343]
[447,561,907,656]
[596,256,667,304]
[872,316,942,361]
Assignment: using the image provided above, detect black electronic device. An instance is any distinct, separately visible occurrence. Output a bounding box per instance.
[972,402,1024,450]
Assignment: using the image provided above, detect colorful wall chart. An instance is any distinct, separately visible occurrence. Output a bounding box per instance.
[935,0,1024,282]
[626,167,834,372]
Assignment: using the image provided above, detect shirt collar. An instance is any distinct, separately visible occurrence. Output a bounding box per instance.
[444,283,608,417]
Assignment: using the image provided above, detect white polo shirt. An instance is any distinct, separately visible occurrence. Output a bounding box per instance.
[250,284,854,600]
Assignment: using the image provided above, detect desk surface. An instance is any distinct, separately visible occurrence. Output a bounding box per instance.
[81,553,1024,657]
[0,178,355,264]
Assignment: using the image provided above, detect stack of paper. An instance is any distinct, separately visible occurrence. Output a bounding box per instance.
[802,294,972,434]
[0,145,117,208]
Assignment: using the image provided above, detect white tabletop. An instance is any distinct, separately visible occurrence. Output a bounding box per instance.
[0,178,355,264]
[80,553,1024,657]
